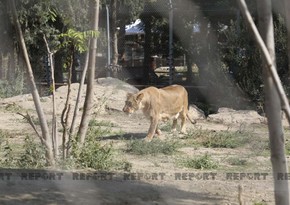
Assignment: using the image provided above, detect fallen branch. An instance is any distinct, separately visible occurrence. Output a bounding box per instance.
[17,112,50,150]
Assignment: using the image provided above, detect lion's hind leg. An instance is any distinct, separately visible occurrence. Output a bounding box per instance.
[180,111,187,134]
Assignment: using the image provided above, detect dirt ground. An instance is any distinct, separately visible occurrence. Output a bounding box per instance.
[0,78,289,205]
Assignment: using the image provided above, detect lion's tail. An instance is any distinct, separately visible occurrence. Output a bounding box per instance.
[186,113,196,124]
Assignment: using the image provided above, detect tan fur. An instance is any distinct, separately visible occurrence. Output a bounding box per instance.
[123,85,195,141]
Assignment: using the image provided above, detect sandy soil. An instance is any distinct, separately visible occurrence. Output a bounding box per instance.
[0,77,288,205]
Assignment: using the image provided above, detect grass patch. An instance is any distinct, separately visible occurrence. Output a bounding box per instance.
[126,139,180,156]
[0,135,46,168]
[0,124,127,171]
[184,128,252,149]
[253,202,268,205]
[89,119,118,128]
[180,154,218,170]
[227,157,248,166]
[285,141,290,156]
[159,121,173,132]
[5,103,24,113]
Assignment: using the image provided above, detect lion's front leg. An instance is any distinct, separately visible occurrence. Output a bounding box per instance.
[144,117,159,142]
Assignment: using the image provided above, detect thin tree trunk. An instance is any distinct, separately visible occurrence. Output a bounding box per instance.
[10,0,54,166]
[43,35,58,158]
[238,0,289,204]
[77,0,99,145]
[67,45,89,156]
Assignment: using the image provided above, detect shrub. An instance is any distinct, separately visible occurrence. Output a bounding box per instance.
[17,136,46,168]
[68,125,117,170]
[0,134,46,168]
[0,141,18,167]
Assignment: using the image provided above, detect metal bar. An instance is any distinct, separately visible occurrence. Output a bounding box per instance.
[168,0,174,85]
[106,5,111,76]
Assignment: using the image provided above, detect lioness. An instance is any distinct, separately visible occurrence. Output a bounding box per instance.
[123,85,195,141]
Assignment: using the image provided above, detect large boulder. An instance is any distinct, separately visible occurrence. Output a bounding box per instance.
[207,107,266,124]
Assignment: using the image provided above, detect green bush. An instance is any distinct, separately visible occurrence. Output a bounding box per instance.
[68,126,116,170]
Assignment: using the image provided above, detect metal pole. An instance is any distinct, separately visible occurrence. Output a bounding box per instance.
[168,0,174,85]
[106,5,111,76]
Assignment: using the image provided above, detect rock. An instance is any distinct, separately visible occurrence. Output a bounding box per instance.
[93,78,139,113]
[188,105,206,120]
[96,77,139,93]
[207,107,265,124]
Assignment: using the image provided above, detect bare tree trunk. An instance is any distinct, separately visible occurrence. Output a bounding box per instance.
[77,0,99,145]
[43,35,58,158]
[238,0,289,204]
[257,1,289,204]
[10,0,54,166]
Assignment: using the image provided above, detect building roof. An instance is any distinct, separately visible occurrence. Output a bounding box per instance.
[125,19,144,35]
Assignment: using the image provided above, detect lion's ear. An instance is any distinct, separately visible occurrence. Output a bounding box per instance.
[136,93,144,102]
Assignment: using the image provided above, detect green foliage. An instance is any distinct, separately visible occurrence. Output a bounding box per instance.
[222,20,263,101]
[58,28,99,53]
[181,154,218,170]
[126,139,180,156]
[16,0,62,80]
[222,14,289,102]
